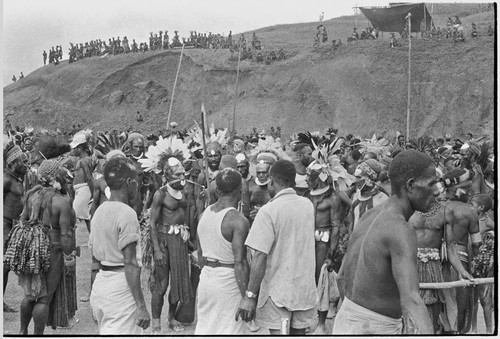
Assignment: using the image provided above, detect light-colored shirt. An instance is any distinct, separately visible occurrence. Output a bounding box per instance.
[245,188,318,310]
[89,201,142,267]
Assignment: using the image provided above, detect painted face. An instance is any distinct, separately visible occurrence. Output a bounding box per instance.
[410,165,440,213]
[256,162,270,183]
[165,162,186,190]
[126,168,139,206]
[207,151,221,171]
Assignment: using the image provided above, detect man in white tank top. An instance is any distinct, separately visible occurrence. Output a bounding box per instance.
[195,168,251,334]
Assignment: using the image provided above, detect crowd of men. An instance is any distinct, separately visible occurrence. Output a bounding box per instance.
[3,121,494,335]
[41,30,264,65]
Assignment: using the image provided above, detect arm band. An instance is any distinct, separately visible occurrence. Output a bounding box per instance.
[471,232,482,244]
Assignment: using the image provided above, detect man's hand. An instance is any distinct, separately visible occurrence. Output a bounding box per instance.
[459,271,475,286]
[235,296,257,322]
[153,251,167,266]
[249,207,260,220]
[135,305,151,329]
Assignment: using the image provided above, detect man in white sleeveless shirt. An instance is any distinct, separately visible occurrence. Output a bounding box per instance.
[195,168,251,334]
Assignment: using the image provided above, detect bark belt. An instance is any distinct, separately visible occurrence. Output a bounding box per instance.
[100,265,124,271]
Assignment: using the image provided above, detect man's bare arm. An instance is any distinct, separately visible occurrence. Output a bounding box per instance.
[445,208,473,280]
[90,182,102,217]
[389,224,433,334]
[57,198,75,255]
[468,211,481,257]
[3,176,11,199]
[235,249,267,322]
[122,242,150,329]
[149,190,166,266]
[230,213,250,296]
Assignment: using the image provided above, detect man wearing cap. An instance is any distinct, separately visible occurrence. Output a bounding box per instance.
[70,133,95,232]
[148,153,192,333]
[3,144,28,312]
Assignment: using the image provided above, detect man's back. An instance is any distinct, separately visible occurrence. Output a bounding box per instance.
[246,188,317,310]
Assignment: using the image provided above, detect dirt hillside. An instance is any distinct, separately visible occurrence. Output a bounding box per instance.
[3,7,495,139]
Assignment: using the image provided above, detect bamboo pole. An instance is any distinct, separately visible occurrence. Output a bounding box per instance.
[406,13,411,141]
[420,277,494,290]
[232,46,242,134]
[166,43,185,128]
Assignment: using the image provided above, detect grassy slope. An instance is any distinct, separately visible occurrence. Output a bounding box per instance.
[3,6,494,139]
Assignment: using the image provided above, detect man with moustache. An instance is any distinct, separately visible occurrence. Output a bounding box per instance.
[144,147,193,334]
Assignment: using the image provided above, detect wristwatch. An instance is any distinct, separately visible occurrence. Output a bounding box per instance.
[245,290,257,299]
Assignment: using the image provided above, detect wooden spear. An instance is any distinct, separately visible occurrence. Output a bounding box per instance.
[167,43,185,128]
[420,277,494,289]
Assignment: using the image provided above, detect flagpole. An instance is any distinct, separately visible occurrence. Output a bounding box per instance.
[232,46,242,134]
[167,43,185,128]
[406,13,412,141]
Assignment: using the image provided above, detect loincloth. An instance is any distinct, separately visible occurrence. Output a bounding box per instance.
[148,225,192,304]
[417,248,445,305]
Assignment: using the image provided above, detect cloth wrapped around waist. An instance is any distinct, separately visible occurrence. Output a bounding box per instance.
[332,297,403,334]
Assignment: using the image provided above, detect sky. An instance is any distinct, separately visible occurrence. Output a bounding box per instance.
[1,0,490,86]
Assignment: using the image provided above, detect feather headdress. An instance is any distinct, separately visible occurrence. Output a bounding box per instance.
[188,122,229,152]
[249,135,291,164]
[308,139,356,191]
[139,135,191,174]
[355,134,392,158]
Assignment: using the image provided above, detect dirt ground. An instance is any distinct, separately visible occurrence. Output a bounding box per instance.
[2,220,489,335]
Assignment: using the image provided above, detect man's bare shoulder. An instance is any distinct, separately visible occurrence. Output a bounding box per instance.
[445,200,475,218]
[224,209,250,229]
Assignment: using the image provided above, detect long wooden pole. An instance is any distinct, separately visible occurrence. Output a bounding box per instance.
[167,43,185,128]
[420,277,494,289]
[200,104,211,208]
[406,13,412,141]
[232,46,242,134]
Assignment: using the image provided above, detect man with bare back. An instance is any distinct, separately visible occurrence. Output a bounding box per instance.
[334,150,435,334]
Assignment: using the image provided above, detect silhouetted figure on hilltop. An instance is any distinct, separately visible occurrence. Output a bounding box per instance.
[43,51,47,65]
